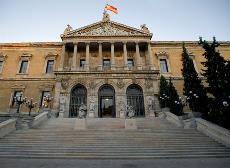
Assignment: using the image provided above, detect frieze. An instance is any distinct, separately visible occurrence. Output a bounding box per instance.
[88,81,97,89]
[116,79,125,89]
[61,76,71,90]
[145,79,153,89]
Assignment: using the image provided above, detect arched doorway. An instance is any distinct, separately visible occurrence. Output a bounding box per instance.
[98,85,115,118]
[126,84,145,117]
[69,84,87,118]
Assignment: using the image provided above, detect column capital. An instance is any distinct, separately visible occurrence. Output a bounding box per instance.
[73,42,78,45]
[135,41,140,45]
[123,41,127,44]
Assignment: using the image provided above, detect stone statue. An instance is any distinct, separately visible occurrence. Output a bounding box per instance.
[78,103,87,119]
[118,101,126,112]
[126,105,135,118]
[140,24,150,33]
[102,10,110,22]
[147,97,156,117]
[63,24,73,34]
[89,99,96,112]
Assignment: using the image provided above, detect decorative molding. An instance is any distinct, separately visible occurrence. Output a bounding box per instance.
[0,53,7,61]
[61,20,152,39]
[20,53,32,60]
[11,84,26,90]
[145,79,153,89]
[45,52,58,60]
[39,83,54,91]
[116,78,125,89]
[155,51,169,58]
[88,81,97,89]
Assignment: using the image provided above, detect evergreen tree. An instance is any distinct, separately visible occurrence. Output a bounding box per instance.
[159,75,169,108]
[181,43,208,116]
[199,37,227,99]
[168,78,184,116]
[199,37,230,128]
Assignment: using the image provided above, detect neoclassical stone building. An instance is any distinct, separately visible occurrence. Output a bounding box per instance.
[0,13,230,118]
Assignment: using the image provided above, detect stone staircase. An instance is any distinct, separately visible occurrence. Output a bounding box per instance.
[0,118,230,159]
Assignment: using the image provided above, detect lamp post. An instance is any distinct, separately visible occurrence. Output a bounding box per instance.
[43,94,53,109]
[14,92,27,113]
[185,91,199,112]
[25,98,37,116]
[159,93,169,108]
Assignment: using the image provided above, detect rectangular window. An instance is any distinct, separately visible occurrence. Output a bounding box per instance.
[19,60,28,73]
[46,60,54,74]
[0,61,3,73]
[160,59,169,73]
[12,91,22,107]
[103,59,111,68]
[40,91,50,107]
[127,59,134,68]
[80,59,86,67]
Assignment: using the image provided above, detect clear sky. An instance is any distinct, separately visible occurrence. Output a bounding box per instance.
[0,0,229,42]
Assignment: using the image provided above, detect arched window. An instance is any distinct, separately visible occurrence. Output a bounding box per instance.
[126,84,145,117]
[69,84,87,117]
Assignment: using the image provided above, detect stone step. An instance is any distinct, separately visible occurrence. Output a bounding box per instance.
[0,117,229,160]
[0,152,229,159]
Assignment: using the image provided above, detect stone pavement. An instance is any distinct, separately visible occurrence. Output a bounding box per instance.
[1,158,230,168]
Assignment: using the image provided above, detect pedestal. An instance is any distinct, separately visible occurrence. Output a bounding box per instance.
[120,111,126,118]
[125,118,137,130]
[74,118,87,130]
[149,110,156,117]
[89,111,95,118]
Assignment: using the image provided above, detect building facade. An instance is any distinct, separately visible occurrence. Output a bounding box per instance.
[0,13,230,117]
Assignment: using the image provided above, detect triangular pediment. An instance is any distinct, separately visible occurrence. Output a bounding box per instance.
[61,21,152,39]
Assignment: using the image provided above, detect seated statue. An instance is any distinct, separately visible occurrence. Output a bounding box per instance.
[126,105,135,118]
[78,103,87,119]
[140,24,150,33]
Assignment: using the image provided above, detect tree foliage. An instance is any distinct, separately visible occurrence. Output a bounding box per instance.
[168,78,184,116]
[181,43,208,116]
[199,37,230,128]
[159,75,169,108]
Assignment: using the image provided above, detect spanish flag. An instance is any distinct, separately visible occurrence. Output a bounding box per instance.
[105,4,118,14]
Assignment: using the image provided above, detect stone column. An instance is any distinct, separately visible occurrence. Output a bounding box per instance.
[123,42,128,70]
[111,42,115,70]
[98,42,103,70]
[85,43,90,70]
[72,43,78,70]
[59,44,66,71]
[147,42,154,70]
[135,42,142,70]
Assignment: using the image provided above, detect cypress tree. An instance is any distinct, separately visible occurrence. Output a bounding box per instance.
[199,37,227,99]
[181,43,208,116]
[199,37,230,128]
[168,78,184,116]
[159,75,169,108]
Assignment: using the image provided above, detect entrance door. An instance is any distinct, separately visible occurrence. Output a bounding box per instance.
[69,84,87,118]
[126,84,145,117]
[98,85,115,118]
